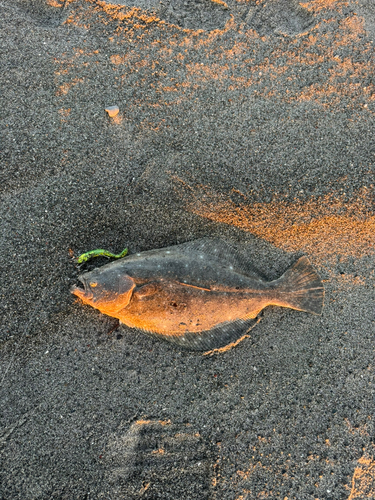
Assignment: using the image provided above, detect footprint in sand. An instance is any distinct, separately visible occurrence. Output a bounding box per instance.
[102,418,215,499]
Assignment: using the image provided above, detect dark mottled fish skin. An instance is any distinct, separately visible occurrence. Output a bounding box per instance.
[71,239,324,350]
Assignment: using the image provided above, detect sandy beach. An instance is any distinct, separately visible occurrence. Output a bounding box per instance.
[1,0,374,498]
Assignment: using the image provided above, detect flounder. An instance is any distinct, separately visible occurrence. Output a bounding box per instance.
[71,239,324,350]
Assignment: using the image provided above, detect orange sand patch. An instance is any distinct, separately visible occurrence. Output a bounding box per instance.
[291,51,325,65]
[178,184,374,264]
[237,464,258,480]
[340,15,366,40]
[300,0,349,13]
[211,0,229,8]
[235,457,276,498]
[135,419,171,426]
[223,42,251,59]
[58,108,71,122]
[58,108,71,117]
[328,272,369,292]
[64,1,160,30]
[347,456,375,500]
[135,418,151,426]
[46,0,65,7]
[96,2,160,24]
[56,77,84,96]
[162,85,179,92]
[110,54,126,65]
[186,62,230,81]
[56,1,374,110]
[297,83,341,105]
[54,49,100,69]
[151,448,165,454]
[112,114,123,125]
[64,13,91,31]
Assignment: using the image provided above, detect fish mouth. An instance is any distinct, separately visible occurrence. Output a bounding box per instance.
[71,276,93,300]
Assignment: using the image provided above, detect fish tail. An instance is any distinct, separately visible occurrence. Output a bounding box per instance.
[271,257,324,315]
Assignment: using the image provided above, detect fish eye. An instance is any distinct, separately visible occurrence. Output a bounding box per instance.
[90,282,98,287]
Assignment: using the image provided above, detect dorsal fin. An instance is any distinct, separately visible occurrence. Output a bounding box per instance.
[167,238,263,281]
[113,238,263,281]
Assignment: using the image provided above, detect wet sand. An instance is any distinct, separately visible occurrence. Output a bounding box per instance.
[1,0,374,498]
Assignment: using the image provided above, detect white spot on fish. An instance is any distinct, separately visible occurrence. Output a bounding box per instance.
[137,253,141,257]
[166,251,171,254]
[229,265,233,270]
[200,255,204,259]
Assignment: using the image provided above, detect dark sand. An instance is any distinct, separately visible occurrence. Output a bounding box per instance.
[1,0,374,498]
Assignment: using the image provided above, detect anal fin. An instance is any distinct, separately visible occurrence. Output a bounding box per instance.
[135,317,260,351]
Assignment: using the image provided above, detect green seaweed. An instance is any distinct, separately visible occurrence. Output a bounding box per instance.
[77,247,128,264]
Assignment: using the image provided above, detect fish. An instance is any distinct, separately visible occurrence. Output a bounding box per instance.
[71,238,324,350]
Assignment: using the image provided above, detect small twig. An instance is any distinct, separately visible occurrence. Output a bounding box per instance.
[107,319,120,336]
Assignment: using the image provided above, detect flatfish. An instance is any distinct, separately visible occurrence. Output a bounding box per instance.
[71,239,324,350]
